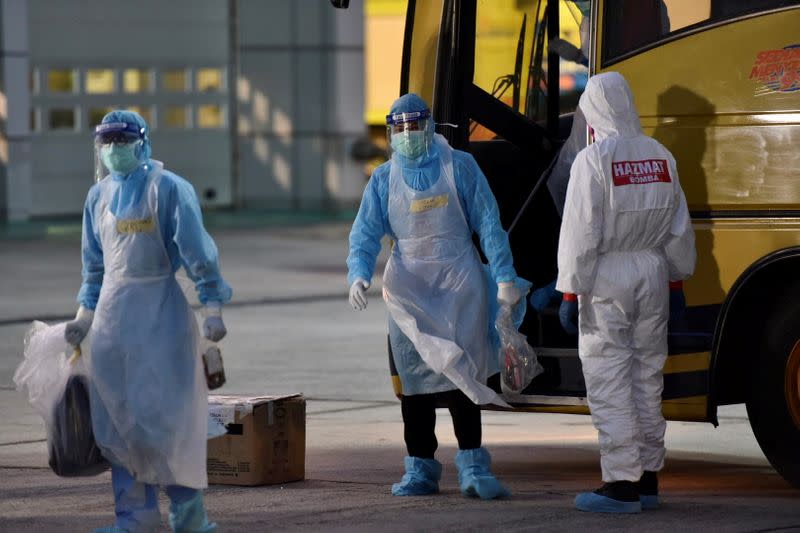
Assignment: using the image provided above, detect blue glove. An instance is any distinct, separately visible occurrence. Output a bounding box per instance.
[669,282,687,323]
[558,294,579,335]
[529,280,560,312]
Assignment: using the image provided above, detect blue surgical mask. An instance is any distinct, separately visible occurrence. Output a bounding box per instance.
[101,143,140,175]
[391,131,428,159]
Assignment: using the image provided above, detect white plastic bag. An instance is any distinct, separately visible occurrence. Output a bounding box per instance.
[495,305,543,393]
[13,321,109,476]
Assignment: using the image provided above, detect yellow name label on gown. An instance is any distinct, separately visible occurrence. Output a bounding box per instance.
[409,194,449,214]
[116,218,155,234]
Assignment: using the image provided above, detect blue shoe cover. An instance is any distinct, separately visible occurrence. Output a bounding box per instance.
[92,528,130,533]
[640,494,659,510]
[168,492,217,533]
[391,456,441,496]
[454,448,510,500]
[575,491,642,514]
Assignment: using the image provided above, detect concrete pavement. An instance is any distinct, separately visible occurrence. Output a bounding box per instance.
[1,223,798,532]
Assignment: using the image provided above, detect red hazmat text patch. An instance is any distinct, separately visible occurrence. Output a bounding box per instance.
[611,159,671,187]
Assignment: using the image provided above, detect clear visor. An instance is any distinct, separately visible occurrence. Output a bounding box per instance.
[385,117,433,159]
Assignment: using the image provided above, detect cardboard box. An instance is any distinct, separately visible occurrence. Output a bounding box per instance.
[207,394,305,486]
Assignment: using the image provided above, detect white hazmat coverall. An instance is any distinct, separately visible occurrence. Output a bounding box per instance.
[556,72,696,482]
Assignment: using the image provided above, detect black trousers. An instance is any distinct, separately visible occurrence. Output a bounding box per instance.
[401,388,481,459]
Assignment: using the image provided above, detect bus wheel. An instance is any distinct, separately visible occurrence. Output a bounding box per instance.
[746,301,800,489]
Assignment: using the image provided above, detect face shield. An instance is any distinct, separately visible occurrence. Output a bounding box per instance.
[386,109,433,160]
[93,121,146,181]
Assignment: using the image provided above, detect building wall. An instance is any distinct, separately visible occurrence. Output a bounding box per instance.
[1,0,31,222]
[2,0,365,220]
[26,0,231,217]
[237,0,365,210]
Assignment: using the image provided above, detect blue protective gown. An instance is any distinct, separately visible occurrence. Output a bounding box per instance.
[347,141,517,397]
[78,161,231,310]
[347,144,516,286]
[78,159,231,493]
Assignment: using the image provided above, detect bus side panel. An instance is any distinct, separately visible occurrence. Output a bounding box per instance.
[596,8,800,418]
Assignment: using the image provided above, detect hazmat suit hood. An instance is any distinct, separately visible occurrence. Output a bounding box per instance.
[578,72,642,141]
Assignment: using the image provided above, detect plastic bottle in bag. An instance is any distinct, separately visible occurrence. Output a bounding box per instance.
[496,305,544,394]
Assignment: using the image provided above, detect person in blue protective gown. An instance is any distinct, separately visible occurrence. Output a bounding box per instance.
[64,110,231,533]
[347,93,523,499]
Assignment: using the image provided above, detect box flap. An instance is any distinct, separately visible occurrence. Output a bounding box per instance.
[208,394,303,423]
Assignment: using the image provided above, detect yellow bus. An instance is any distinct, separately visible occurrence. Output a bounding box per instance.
[335,0,800,487]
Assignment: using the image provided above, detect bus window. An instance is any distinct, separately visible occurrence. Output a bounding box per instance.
[405,0,444,106]
[473,0,536,118]
[471,0,588,141]
[557,1,589,115]
[603,0,800,65]
[471,0,536,140]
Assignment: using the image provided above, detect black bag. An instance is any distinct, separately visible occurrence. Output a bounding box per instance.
[48,375,110,477]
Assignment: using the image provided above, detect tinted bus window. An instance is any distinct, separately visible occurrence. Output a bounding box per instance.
[603,0,800,65]
[471,0,589,140]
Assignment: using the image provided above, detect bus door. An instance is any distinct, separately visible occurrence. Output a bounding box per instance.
[398,0,595,405]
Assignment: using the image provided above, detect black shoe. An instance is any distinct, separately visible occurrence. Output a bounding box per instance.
[637,471,659,510]
[574,481,641,513]
[594,480,640,502]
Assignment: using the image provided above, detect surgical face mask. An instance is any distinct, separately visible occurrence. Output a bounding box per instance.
[101,143,140,175]
[391,130,428,159]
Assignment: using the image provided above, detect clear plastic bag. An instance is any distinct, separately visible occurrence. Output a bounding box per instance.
[13,321,109,477]
[495,305,544,393]
[14,322,73,424]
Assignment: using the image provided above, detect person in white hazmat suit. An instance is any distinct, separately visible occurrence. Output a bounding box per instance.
[348,93,524,499]
[555,72,696,513]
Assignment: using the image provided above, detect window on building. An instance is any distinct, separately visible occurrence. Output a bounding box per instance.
[124,69,151,93]
[88,107,114,129]
[126,106,153,126]
[86,69,115,94]
[197,68,224,92]
[49,108,76,130]
[47,69,76,93]
[164,69,188,92]
[30,69,38,94]
[165,106,189,128]
[30,109,38,132]
[197,105,224,128]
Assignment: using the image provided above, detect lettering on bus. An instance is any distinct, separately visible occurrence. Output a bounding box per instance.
[749,44,800,93]
[612,159,671,187]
